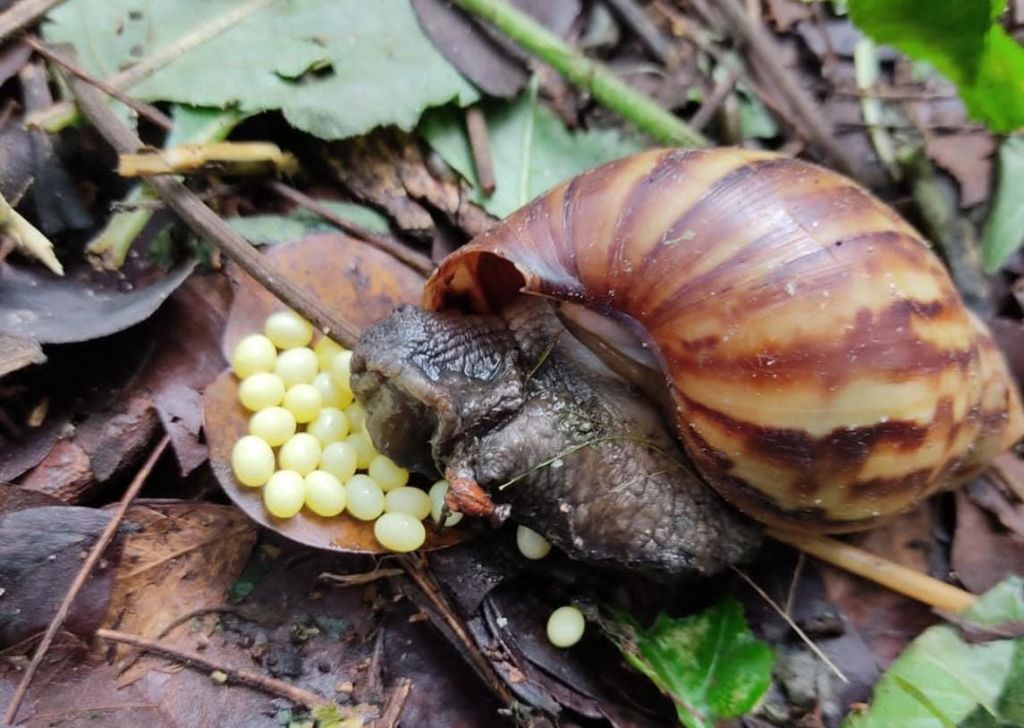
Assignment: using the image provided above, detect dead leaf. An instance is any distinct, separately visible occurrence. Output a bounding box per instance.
[0,260,195,344]
[0,123,33,207]
[0,333,44,378]
[0,482,62,514]
[412,0,582,98]
[209,233,472,553]
[952,485,1024,594]
[331,128,492,242]
[925,132,995,208]
[20,392,160,502]
[764,0,812,31]
[102,500,257,684]
[0,503,123,648]
[412,0,530,98]
[821,505,939,666]
[140,273,233,475]
[988,317,1024,391]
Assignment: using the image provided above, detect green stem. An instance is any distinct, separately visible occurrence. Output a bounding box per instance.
[450,0,709,148]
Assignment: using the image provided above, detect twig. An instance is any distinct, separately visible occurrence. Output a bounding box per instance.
[156,605,245,639]
[689,66,740,131]
[69,76,361,347]
[732,567,849,683]
[118,142,298,177]
[767,528,978,613]
[268,181,433,277]
[784,552,805,617]
[93,628,332,710]
[22,36,173,130]
[854,38,900,181]
[369,678,412,728]
[602,0,672,62]
[318,568,405,587]
[714,0,856,175]
[449,0,709,147]
[464,106,496,196]
[4,436,170,726]
[397,555,515,706]
[0,0,65,41]
[0,190,62,275]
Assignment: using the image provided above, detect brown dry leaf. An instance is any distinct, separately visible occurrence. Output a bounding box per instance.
[821,505,939,666]
[0,334,44,378]
[209,233,472,553]
[331,128,492,242]
[0,500,123,648]
[764,0,812,31]
[140,274,233,475]
[20,393,159,502]
[924,132,995,208]
[952,485,1024,594]
[102,500,257,684]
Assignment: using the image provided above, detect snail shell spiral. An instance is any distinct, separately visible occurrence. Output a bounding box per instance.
[424,147,1024,532]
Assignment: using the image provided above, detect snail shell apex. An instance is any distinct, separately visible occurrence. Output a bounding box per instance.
[424,148,1024,532]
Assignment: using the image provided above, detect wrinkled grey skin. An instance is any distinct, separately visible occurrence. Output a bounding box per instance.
[351,297,761,577]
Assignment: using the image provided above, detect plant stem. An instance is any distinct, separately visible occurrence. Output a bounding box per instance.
[94,627,332,710]
[70,76,361,347]
[0,190,63,275]
[449,0,709,148]
[767,528,978,613]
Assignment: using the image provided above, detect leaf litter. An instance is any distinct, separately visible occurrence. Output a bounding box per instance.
[2,0,1024,726]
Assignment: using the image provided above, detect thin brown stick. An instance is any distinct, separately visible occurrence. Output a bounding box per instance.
[268,181,433,277]
[4,436,170,726]
[603,0,672,62]
[156,605,244,639]
[69,76,361,347]
[0,0,65,40]
[397,555,515,706]
[94,628,332,710]
[22,36,173,130]
[318,568,405,587]
[369,678,412,728]
[464,107,496,196]
[732,566,849,683]
[768,528,978,613]
[715,0,857,176]
[690,66,740,131]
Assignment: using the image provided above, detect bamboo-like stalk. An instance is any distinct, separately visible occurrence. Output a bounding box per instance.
[767,528,978,613]
[449,0,709,148]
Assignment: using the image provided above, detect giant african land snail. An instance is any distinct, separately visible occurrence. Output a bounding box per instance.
[350,147,1024,578]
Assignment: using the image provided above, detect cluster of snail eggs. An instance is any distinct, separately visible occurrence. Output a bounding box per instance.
[229,310,462,553]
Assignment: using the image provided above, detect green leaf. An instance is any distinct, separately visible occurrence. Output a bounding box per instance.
[982,136,1024,273]
[419,87,644,218]
[603,598,774,728]
[844,577,1024,728]
[43,0,478,140]
[848,0,1024,132]
[225,201,389,246]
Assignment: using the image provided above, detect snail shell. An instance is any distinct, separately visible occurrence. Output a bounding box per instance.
[424,148,1024,532]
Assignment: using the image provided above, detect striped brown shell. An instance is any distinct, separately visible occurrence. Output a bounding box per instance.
[423,148,1024,532]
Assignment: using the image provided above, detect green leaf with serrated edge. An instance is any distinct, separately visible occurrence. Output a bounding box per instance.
[982,136,1024,273]
[43,0,478,141]
[604,597,774,728]
[844,577,1024,728]
[420,88,644,218]
[848,0,1024,132]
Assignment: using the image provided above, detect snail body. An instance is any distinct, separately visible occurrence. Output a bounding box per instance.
[422,148,1024,532]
